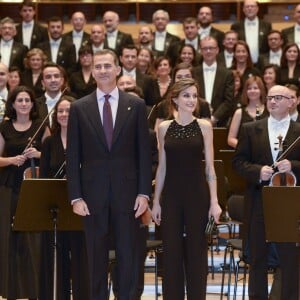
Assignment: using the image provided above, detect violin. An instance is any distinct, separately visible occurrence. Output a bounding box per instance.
[269,135,298,186]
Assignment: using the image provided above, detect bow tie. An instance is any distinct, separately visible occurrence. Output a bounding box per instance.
[226,54,233,59]
[50,41,59,47]
[296,26,300,31]
[270,118,290,130]
[1,42,11,47]
[156,32,165,38]
[73,32,82,38]
[204,67,215,72]
[271,53,280,57]
[247,21,256,26]
[107,32,116,37]
[23,23,32,29]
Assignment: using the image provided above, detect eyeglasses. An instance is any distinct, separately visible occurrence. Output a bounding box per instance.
[200,46,217,52]
[266,95,291,102]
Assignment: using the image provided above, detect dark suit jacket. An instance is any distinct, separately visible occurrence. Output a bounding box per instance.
[209,27,225,51]
[69,71,96,99]
[66,89,152,213]
[21,69,44,98]
[281,25,297,46]
[231,19,272,54]
[279,65,300,88]
[104,30,134,56]
[192,63,234,126]
[37,39,77,76]
[153,31,180,57]
[15,22,49,49]
[118,69,154,106]
[63,31,90,48]
[1,40,28,71]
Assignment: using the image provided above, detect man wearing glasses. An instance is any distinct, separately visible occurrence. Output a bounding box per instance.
[233,85,300,300]
[192,36,234,127]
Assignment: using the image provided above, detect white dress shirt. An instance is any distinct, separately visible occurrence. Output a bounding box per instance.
[203,61,217,105]
[269,49,282,66]
[198,26,211,40]
[106,30,118,50]
[154,31,166,52]
[96,87,119,127]
[122,68,136,80]
[294,25,300,49]
[72,30,84,60]
[224,50,234,68]
[268,115,290,162]
[244,17,259,64]
[50,38,62,63]
[45,91,62,125]
[22,21,34,48]
[0,39,13,67]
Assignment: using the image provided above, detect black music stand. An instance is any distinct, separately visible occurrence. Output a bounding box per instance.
[263,186,300,243]
[13,179,83,300]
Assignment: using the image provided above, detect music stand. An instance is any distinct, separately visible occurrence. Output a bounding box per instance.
[263,186,300,243]
[13,179,83,300]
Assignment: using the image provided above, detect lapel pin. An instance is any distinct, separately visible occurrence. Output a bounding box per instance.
[128,107,131,111]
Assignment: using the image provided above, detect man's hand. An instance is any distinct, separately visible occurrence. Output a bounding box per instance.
[134,195,148,218]
[73,199,90,216]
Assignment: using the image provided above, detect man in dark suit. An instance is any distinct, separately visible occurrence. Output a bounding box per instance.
[193,36,234,127]
[37,16,77,77]
[233,85,300,300]
[36,62,65,122]
[282,4,300,47]
[231,0,271,64]
[197,6,225,51]
[119,44,153,106]
[152,9,180,57]
[66,49,152,300]
[217,30,238,69]
[256,30,283,71]
[0,17,28,71]
[103,11,134,57]
[62,11,90,62]
[15,0,49,49]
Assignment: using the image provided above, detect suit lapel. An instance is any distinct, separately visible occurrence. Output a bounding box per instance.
[255,119,273,164]
[83,92,107,148]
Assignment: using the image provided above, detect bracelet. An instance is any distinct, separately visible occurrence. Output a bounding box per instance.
[206,174,217,182]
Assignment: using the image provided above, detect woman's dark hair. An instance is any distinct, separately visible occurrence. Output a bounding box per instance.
[280,42,300,68]
[51,95,75,134]
[153,56,170,71]
[5,85,38,120]
[177,44,197,66]
[171,62,193,84]
[262,63,280,86]
[231,40,253,69]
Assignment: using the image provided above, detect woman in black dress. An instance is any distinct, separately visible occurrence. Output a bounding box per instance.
[21,48,47,98]
[152,79,221,300]
[39,95,89,300]
[0,85,50,300]
[279,42,300,88]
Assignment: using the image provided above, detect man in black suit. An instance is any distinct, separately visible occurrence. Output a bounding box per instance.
[197,6,225,51]
[166,17,202,67]
[103,11,134,57]
[36,62,65,122]
[37,16,77,77]
[256,30,283,71]
[282,4,300,48]
[233,85,300,300]
[88,24,107,54]
[0,17,28,71]
[66,49,152,300]
[217,30,238,69]
[63,11,90,61]
[193,36,234,127]
[152,9,180,57]
[119,44,153,106]
[15,0,49,49]
[231,0,271,64]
